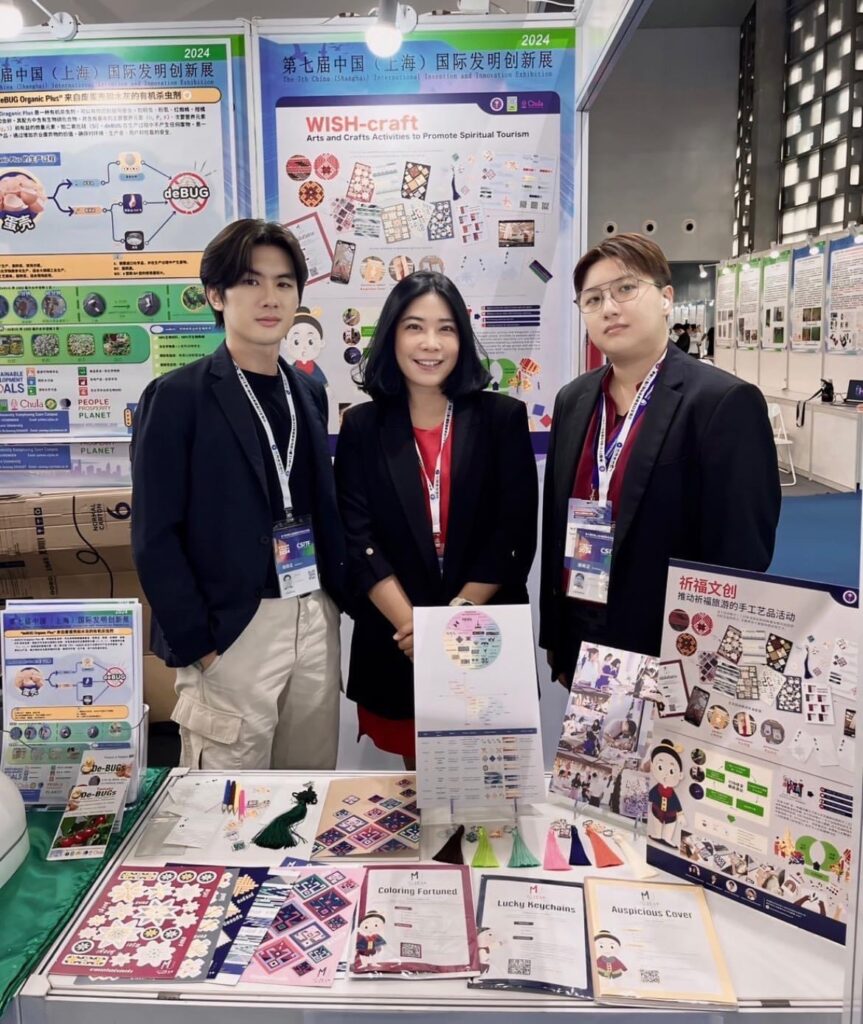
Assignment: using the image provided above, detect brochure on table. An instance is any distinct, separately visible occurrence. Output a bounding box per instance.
[550,645,657,820]
[648,561,858,943]
[584,877,736,1008]
[350,864,479,979]
[1,599,144,805]
[471,874,592,999]
[413,604,545,810]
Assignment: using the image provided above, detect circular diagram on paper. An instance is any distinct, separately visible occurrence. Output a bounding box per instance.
[442,609,502,669]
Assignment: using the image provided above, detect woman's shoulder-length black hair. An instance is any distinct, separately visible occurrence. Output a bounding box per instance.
[354,271,491,401]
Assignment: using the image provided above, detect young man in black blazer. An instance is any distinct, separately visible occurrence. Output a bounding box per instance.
[540,233,780,687]
[131,220,346,770]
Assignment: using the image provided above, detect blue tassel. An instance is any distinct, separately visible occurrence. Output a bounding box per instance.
[568,824,591,866]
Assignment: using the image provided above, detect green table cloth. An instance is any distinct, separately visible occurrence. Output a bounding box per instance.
[0,766,168,1016]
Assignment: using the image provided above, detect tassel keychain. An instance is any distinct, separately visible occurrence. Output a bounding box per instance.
[507,826,541,868]
[470,825,499,868]
[583,821,624,868]
[252,783,317,850]
[568,823,592,866]
[612,829,657,880]
[543,828,572,871]
[432,824,465,864]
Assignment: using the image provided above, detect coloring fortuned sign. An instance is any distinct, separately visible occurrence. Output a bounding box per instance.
[255,25,575,434]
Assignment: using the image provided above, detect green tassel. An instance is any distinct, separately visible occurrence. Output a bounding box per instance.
[470,825,499,868]
[507,826,541,868]
[252,783,317,850]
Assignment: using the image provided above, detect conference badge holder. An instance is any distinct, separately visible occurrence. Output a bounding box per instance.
[564,499,614,605]
[273,514,320,599]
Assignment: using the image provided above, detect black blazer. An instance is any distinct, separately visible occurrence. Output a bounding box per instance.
[540,342,780,679]
[130,342,347,667]
[335,391,537,720]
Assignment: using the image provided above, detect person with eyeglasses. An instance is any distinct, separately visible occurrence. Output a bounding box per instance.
[539,233,780,688]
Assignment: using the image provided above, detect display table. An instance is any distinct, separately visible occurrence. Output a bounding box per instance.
[17,769,847,1023]
[0,768,168,1024]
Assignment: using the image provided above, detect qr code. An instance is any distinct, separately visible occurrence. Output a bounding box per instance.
[508,958,532,976]
[640,969,661,985]
[400,942,422,959]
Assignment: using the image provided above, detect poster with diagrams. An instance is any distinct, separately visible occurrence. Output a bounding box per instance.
[735,261,761,349]
[549,644,657,820]
[0,33,249,449]
[413,604,545,809]
[647,561,858,943]
[714,266,737,348]
[790,242,825,352]
[826,234,863,354]
[256,26,575,433]
[760,252,790,350]
[1,599,143,805]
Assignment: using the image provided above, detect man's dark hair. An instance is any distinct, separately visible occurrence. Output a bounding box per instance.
[355,270,491,401]
[200,219,308,328]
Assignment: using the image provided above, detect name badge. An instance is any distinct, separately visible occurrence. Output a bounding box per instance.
[273,516,320,599]
[564,498,614,604]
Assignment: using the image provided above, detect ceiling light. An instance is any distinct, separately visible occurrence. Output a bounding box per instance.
[852,223,863,244]
[698,264,707,279]
[365,0,417,59]
[769,241,780,258]
[807,235,820,256]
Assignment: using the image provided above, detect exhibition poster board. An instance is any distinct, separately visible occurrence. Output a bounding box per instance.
[735,259,761,350]
[0,28,250,477]
[647,561,858,944]
[254,22,576,433]
[760,250,790,352]
[826,234,863,356]
[714,265,736,349]
[790,241,825,353]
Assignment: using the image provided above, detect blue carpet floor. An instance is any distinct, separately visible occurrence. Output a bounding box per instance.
[768,491,860,588]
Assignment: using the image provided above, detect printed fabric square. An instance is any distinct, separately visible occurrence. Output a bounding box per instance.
[290,922,328,951]
[293,875,329,901]
[308,944,332,964]
[397,821,421,845]
[377,809,416,833]
[428,199,454,241]
[338,878,360,893]
[400,788,417,798]
[330,197,355,232]
[335,815,369,835]
[381,204,411,244]
[317,827,347,848]
[353,203,382,238]
[712,661,740,697]
[718,625,743,664]
[402,161,431,201]
[736,665,760,701]
[334,809,350,818]
[304,888,350,920]
[377,837,409,855]
[380,798,402,810]
[272,901,308,932]
[350,824,388,848]
[327,840,357,857]
[324,871,347,885]
[347,161,374,202]
[341,794,360,805]
[367,808,385,819]
[293,960,314,977]
[257,938,300,972]
[777,675,803,714]
[326,914,349,931]
[766,633,793,673]
[367,794,384,804]
[697,651,718,684]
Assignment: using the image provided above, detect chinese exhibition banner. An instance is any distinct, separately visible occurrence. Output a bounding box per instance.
[255,25,576,433]
[0,32,249,482]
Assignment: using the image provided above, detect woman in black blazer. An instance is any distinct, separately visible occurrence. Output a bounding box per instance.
[335,272,537,766]
[540,234,780,687]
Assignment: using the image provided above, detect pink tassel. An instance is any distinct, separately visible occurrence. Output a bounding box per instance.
[542,828,572,871]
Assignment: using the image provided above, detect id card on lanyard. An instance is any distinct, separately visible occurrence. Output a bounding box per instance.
[235,362,321,599]
[564,355,665,604]
[415,400,453,573]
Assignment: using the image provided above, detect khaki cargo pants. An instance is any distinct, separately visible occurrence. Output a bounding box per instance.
[172,591,340,771]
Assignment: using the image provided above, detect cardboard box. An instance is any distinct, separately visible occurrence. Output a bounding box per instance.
[0,488,134,578]
[144,654,177,723]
